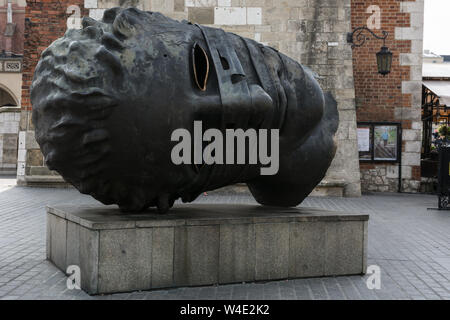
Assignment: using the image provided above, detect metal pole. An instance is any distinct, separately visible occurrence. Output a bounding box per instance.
[398,127,402,193]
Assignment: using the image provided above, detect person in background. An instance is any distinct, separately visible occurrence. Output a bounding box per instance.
[382,129,389,146]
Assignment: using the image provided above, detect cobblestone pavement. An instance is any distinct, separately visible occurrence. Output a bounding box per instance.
[0,176,449,300]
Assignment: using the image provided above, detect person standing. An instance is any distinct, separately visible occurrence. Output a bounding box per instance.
[382,129,389,146]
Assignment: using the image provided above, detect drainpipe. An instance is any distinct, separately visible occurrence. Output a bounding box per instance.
[4,1,13,55]
[7,1,12,24]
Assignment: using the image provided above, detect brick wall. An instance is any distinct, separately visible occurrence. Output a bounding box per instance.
[22,0,88,112]
[352,0,423,193]
[19,0,362,196]
[17,0,88,184]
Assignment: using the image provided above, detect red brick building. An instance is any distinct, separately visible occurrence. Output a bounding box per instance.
[21,0,87,114]
[0,0,25,106]
[352,0,423,193]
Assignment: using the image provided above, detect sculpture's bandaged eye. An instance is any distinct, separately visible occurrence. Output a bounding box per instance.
[192,42,209,91]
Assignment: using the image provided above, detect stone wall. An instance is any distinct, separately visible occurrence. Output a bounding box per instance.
[0,107,20,174]
[352,0,424,193]
[0,0,24,175]
[20,0,361,196]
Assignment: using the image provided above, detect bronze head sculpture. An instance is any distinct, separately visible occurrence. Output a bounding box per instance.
[31,7,339,213]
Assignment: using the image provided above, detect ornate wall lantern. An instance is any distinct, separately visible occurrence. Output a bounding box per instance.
[347,27,392,76]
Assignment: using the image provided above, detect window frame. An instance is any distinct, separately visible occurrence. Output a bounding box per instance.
[357,121,402,163]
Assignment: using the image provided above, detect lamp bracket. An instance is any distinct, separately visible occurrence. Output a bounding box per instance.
[347,26,388,48]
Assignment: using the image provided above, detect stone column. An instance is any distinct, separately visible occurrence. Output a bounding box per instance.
[0,107,20,174]
[395,0,424,192]
[296,0,361,197]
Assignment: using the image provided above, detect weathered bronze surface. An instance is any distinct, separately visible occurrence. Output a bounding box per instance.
[31,7,339,213]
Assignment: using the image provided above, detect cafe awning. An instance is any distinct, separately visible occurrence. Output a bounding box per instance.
[423,80,450,106]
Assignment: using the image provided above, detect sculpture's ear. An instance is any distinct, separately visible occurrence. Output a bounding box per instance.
[192,42,209,91]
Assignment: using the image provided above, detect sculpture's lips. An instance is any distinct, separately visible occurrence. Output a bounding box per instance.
[67,89,117,111]
[52,66,99,84]
[36,89,117,116]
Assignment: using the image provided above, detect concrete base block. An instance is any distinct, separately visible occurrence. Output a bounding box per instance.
[46,204,368,295]
[310,180,347,197]
[0,168,17,175]
[17,175,71,188]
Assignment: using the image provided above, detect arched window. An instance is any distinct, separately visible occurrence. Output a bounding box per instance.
[0,86,18,107]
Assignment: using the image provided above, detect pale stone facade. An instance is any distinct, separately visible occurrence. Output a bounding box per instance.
[0,107,20,174]
[396,0,424,193]
[0,0,24,175]
[18,0,362,196]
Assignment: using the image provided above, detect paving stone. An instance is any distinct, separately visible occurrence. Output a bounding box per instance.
[0,177,449,299]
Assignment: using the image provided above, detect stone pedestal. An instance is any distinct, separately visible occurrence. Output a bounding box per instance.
[46,204,368,295]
